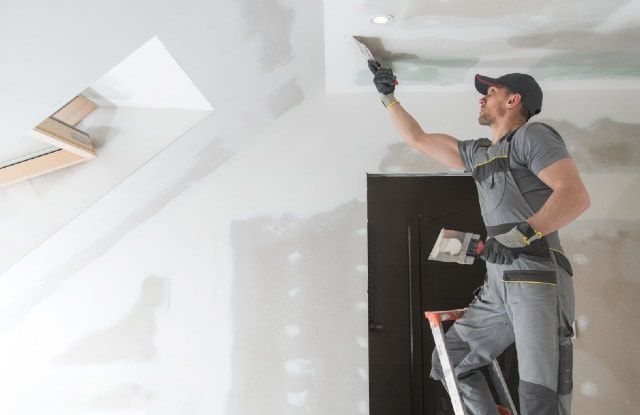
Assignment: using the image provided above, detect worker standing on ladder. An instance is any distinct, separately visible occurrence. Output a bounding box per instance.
[369,61,590,414]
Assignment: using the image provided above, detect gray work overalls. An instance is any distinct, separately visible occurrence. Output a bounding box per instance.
[430,125,575,415]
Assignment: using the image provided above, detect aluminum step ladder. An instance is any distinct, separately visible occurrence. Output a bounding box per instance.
[425,308,518,415]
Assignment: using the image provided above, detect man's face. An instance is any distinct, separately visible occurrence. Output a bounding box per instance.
[478,86,509,126]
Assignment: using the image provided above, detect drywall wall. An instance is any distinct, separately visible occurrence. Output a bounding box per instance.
[0,86,638,414]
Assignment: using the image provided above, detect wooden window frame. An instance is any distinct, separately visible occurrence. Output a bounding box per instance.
[0,95,97,187]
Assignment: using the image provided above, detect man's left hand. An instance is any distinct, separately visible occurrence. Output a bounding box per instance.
[481,223,537,265]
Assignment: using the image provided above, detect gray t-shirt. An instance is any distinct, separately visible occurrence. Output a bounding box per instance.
[458,122,571,212]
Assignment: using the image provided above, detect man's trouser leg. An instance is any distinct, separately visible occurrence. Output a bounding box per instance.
[430,278,514,415]
[505,261,575,414]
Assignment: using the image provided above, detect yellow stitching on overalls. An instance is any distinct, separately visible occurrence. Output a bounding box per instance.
[473,155,508,168]
[550,247,566,256]
[505,280,557,286]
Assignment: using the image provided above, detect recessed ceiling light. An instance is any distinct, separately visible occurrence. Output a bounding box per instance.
[370,14,394,25]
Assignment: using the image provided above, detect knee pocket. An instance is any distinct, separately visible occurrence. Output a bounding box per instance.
[520,380,558,412]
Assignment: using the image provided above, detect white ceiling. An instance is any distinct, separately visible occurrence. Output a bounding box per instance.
[326,0,640,92]
[3,0,639,148]
[85,37,213,110]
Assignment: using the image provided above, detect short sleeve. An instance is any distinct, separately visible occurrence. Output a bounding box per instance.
[512,123,571,175]
[457,139,487,173]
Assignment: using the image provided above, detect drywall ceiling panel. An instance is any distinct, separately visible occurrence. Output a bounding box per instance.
[85,37,213,110]
[0,0,181,149]
[325,0,640,92]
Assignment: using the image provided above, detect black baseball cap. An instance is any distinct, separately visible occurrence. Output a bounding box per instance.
[475,73,543,117]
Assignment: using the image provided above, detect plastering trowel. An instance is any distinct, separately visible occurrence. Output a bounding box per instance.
[349,35,398,85]
[428,229,485,265]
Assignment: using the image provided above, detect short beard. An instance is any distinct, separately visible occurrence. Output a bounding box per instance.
[478,113,493,126]
[478,106,506,126]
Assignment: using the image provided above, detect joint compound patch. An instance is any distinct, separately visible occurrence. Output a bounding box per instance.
[357,337,368,349]
[287,250,302,263]
[357,367,368,381]
[576,315,589,333]
[285,325,300,337]
[571,253,589,265]
[358,398,369,414]
[355,301,367,311]
[284,358,315,377]
[287,390,309,407]
[580,381,599,397]
[288,286,301,297]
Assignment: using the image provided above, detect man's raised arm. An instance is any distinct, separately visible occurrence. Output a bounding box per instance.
[369,60,465,171]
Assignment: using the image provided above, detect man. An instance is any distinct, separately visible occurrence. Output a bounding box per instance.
[369,60,590,414]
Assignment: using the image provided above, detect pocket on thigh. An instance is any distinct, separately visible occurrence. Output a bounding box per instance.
[504,270,556,305]
[503,270,559,347]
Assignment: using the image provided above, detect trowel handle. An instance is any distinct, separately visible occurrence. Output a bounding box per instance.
[467,238,485,257]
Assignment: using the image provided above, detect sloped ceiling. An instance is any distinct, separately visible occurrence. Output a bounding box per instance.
[0,0,317,150]
[326,0,640,92]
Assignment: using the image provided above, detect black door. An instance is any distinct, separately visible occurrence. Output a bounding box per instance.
[367,174,518,414]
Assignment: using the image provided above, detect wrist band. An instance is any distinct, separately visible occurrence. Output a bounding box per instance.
[385,100,400,109]
[381,93,398,108]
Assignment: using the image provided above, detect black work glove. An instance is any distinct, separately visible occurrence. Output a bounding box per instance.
[368,60,396,95]
[480,223,542,265]
[480,237,519,265]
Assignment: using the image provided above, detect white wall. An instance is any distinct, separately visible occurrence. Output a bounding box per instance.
[0,87,638,414]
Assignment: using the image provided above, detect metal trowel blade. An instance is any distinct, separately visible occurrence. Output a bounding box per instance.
[428,228,481,265]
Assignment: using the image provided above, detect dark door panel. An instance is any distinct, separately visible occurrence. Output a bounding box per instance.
[367,174,518,415]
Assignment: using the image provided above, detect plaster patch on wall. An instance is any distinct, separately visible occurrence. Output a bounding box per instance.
[86,383,152,409]
[356,228,366,235]
[357,336,367,349]
[226,200,367,413]
[576,315,589,333]
[268,79,304,119]
[379,142,453,173]
[55,276,166,364]
[288,250,302,264]
[357,366,368,381]
[355,301,367,311]
[571,253,589,265]
[580,381,600,397]
[285,325,300,337]
[540,118,640,172]
[357,398,369,414]
[0,141,233,333]
[355,264,367,273]
[284,358,315,377]
[288,286,302,297]
[240,0,294,71]
[286,390,309,407]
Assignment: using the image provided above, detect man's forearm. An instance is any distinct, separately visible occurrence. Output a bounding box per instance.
[386,102,425,145]
[527,187,590,235]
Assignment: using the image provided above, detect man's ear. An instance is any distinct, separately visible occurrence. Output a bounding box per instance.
[508,93,522,108]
